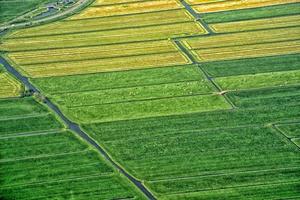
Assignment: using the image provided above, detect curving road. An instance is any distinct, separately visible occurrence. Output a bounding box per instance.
[0,0,93,32]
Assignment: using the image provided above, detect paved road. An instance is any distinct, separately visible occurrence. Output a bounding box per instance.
[0,56,156,200]
[0,0,92,31]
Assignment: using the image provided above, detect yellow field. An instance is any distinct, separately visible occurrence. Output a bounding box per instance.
[183,27,300,49]
[192,40,300,62]
[8,9,193,38]
[210,15,300,33]
[71,0,182,20]
[8,40,179,65]
[1,22,205,52]
[0,72,22,98]
[93,0,143,5]
[192,0,298,13]
[186,0,225,5]
[17,52,189,77]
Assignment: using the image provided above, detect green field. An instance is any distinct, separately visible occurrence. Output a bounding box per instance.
[0,98,144,199]
[0,0,55,24]
[0,0,299,199]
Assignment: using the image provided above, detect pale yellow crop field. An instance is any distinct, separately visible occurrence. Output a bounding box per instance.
[18,51,189,77]
[0,72,22,98]
[192,0,298,13]
[186,0,226,5]
[8,40,179,65]
[192,40,300,62]
[1,22,205,52]
[71,0,182,20]
[210,15,300,33]
[8,9,193,38]
[93,0,144,5]
[183,27,300,50]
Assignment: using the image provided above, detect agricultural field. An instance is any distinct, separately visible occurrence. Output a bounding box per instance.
[0,98,145,199]
[0,69,22,98]
[0,0,299,199]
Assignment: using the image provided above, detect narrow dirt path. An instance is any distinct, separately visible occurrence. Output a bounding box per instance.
[0,56,156,200]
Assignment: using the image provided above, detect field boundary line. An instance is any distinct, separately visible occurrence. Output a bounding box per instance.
[161,180,300,197]
[47,79,203,95]
[0,149,91,163]
[173,39,236,108]
[0,113,50,122]
[21,50,180,66]
[63,93,216,109]
[7,20,193,40]
[148,166,300,182]
[189,38,300,51]
[0,173,114,190]
[65,7,185,22]
[101,124,266,142]
[272,124,300,150]
[0,129,63,140]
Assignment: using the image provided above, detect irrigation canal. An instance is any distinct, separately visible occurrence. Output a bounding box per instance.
[0,56,156,200]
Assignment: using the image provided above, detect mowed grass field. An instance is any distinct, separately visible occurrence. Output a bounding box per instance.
[0,97,145,199]
[1,0,300,199]
[0,70,23,98]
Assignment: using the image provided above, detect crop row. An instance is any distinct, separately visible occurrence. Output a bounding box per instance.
[201,54,300,77]
[277,123,300,138]
[92,0,143,5]
[32,65,207,94]
[210,14,300,33]
[0,72,22,98]
[9,9,194,38]
[0,97,144,199]
[191,0,297,13]
[201,3,300,24]
[160,182,300,200]
[61,94,230,123]
[71,0,182,19]
[183,27,299,50]
[215,69,300,91]
[2,21,205,52]
[98,126,299,180]
[0,97,49,119]
[8,40,179,65]
[19,51,188,77]
[51,80,214,107]
[83,122,300,198]
[191,40,300,62]
[83,102,300,144]
[227,85,300,108]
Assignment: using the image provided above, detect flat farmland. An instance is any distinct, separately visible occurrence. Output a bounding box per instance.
[18,51,189,77]
[215,70,300,91]
[1,0,300,199]
[191,0,298,13]
[201,3,300,23]
[1,22,205,51]
[70,0,183,19]
[0,71,22,98]
[201,54,300,77]
[210,15,300,33]
[8,9,195,38]
[8,40,181,64]
[0,98,145,199]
